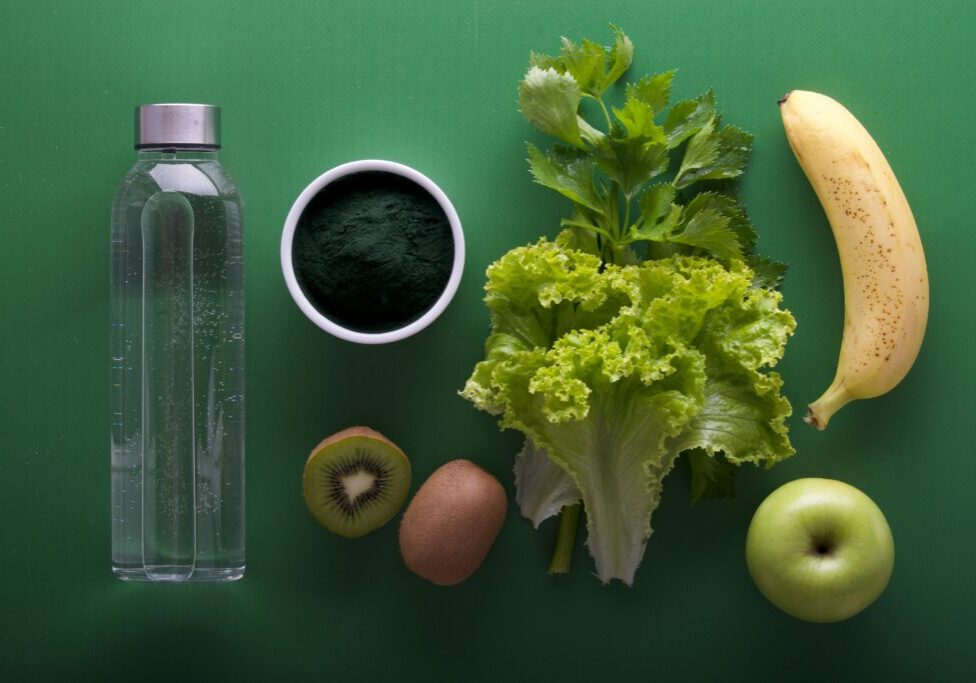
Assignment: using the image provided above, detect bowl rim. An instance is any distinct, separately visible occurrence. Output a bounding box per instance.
[280,159,465,344]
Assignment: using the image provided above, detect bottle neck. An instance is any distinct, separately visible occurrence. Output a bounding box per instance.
[137,148,219,161]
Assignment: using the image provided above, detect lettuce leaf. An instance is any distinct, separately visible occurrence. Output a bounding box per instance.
[462,240,795,584]
[469,28,795,586]
[514,439,580,528]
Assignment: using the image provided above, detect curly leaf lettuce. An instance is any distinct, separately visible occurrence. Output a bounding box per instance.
[462,240,795,584]
[514,439,580,528]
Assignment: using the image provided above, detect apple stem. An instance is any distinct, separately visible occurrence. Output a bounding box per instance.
[548,503,581,574]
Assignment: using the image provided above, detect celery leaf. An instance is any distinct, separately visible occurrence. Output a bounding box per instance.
[638,183,676,227]
[687,449,736,501]
[669,208,741,260]
[676,123,753,188]
[746,255,789,290]
[519,67,585,148]
[600,25,634,91]
[627,71,675,115]
[663,90,715,148]
[593,137,668,197]
[613,96,667,141]
[527,143,605,214]
[560,37,606,96]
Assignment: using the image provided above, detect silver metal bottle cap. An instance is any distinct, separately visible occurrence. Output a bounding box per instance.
[135,103,221,149]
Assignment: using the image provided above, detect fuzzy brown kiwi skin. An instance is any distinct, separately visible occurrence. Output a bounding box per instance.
[398,459,507,586]
[302,426,410,538]
[305,426,400,466]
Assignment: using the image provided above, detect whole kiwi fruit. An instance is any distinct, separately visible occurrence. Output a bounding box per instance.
[399,459,507,585]
[302,426,411,538]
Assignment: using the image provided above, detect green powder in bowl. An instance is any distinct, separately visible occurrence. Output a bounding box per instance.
[292,171,455,334]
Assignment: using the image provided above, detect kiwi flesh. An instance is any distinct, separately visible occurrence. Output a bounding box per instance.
[303,426,411,538]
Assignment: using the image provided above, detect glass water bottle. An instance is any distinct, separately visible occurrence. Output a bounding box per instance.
[111,104,244,581]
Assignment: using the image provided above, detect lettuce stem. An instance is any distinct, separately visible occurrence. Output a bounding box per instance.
[548,503,581,574]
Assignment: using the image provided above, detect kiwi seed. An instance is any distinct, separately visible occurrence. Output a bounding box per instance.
[302,426,411,538]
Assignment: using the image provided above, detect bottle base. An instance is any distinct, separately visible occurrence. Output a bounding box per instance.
[112,565,245,582]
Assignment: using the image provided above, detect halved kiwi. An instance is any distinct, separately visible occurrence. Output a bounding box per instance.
[302,426,411,538]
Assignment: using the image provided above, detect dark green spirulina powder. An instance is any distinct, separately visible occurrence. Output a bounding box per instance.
[293,171,454,333]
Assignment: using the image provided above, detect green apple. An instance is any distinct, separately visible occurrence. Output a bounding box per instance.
[745,478,894,623]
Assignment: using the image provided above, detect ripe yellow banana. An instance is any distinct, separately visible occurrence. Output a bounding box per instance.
[779,90,928,430]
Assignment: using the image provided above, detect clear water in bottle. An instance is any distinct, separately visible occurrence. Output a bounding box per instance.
[111,104,244,581]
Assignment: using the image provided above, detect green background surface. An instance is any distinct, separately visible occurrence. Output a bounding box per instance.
[2,0,974,680]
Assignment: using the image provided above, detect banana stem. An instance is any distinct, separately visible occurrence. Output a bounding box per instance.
[548,504,581,574]
[805,382,854,431]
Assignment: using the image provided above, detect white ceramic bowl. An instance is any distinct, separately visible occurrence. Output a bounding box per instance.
[281,159,465,344]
